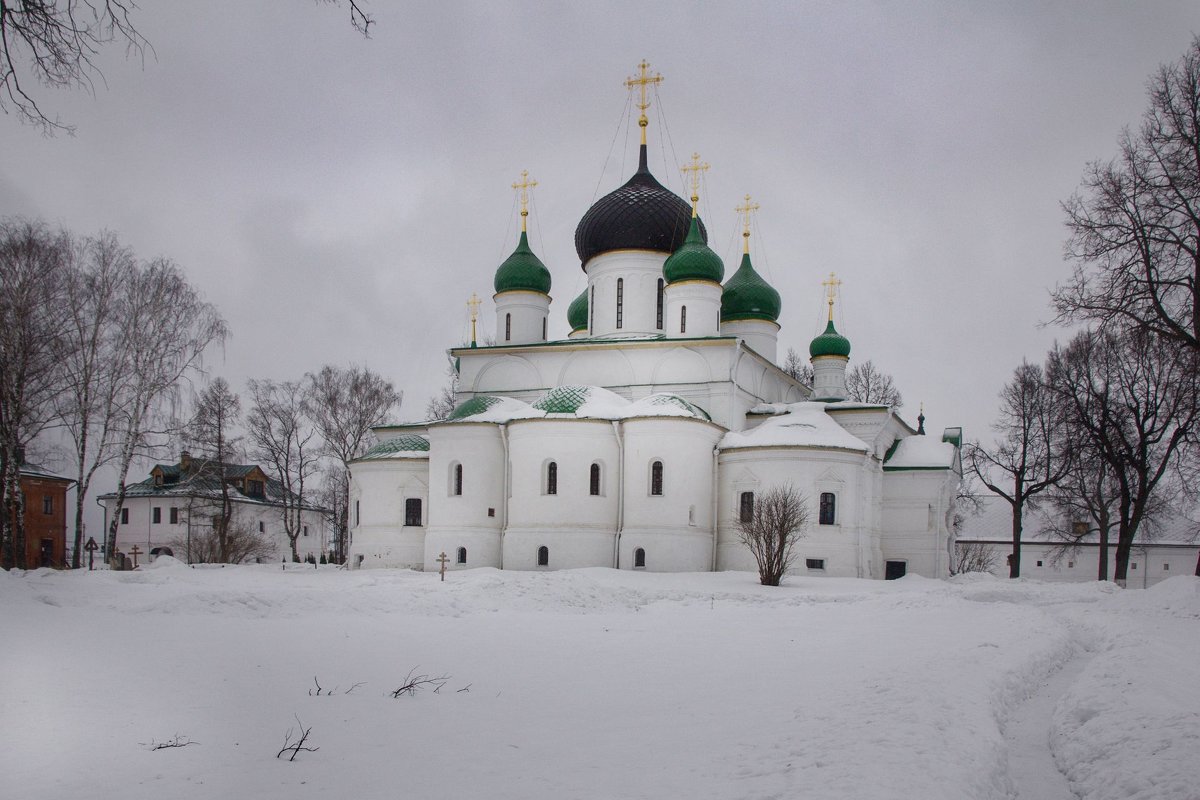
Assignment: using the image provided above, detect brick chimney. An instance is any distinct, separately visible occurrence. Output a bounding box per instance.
[180,450,192,471]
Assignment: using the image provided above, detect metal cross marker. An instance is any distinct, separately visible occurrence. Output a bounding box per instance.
[84,536,98,571]
[822,272,842,322]
[437,551,450,581]
[512,170,537,232]
[680,152,709,216]
[467,293,481,347]
[129,544,143,568]
[735,194,760,254]
[625,60,663,144]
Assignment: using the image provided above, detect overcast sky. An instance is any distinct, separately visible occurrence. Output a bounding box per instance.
[3,1,1198,452]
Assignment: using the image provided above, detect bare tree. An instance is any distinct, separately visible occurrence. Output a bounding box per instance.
[186,378,242,562]
[1,1,373,135]
[57,231,133,567]
[313,462,348,561]
[735,484,810,586]
[425,362,459,422]
[951,541,999,575]
[845,360,903,409]
[1056,36,1200,354]
[303,365,400,562]
[170,514,272,565]
[0,219,70,568]
[247,379,320,563]
[1046,326,1198,585]
[104,259,227,562]
[781,347,813,385]
[966,361,1072,578]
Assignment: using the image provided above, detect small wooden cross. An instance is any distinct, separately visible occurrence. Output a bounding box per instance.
[129,544,143,568]
[437,551,450,581]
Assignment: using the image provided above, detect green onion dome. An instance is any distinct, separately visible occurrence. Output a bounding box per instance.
[574,145,703,266]
[494,231,552,295]
[720,252,781,322]
[663,216,724,285]
[809,320,851,358]
[567,288,588,332]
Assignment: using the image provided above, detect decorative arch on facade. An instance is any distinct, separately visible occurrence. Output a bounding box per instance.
[557,348,635,389]
[472,355,543,394]
[650,346,713,385]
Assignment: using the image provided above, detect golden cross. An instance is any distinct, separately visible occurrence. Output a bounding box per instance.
[680,152,709,217]
[822,272,842,322]
[735,194,760,254]
[512,169,538,232]
[467,293,481,346]
[625,59,663,145]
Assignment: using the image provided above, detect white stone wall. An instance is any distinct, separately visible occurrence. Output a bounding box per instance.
[494,290,550,345]
[720,318,780,364]
[423,423,506,570]
[584,250,668,337]
[811,354,848,401]
[106,495,327,564]
[955,540,1199,588]
[348,457,428,569]
[664,280,722,339]
[880,469,959,579]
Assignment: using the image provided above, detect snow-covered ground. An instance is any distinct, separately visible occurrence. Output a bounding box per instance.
[2,563,1197,800]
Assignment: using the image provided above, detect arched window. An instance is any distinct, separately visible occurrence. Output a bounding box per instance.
[546,461,558,495]
[452,463,463,496]
[589,463,601,496]
[680,305,687,334]
[505,313,512,341]
[616,278,624,329]
[634,547,646,568]
[457,547,467,564]
[739,491,754,523]
[650,460,664,496]
[537,545,549,567]
[656,278,664,330]
[819,492,836,525]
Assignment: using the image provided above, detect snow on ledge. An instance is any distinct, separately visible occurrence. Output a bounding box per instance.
[721,402,869,452]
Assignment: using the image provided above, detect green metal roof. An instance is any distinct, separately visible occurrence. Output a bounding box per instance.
[361,435,430,458]
[567,288,588,332]
[647,393,712,421]
[809,319,851,358]
[532,385,590,414]
[447,395,503,420]
[494,231,552,295]
[663,216,724,285]
[721,252,781,322]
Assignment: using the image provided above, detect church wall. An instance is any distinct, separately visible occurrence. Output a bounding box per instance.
[348,458,428,570]
[424,423,506,570]
[715,448,879,578]
[585,251,668,336]
[664,281,722,338]
[503,418,619,570]
[721,319,780,365]
[619,417,724,571]
[494,290,550,345]
[880,469,959,578]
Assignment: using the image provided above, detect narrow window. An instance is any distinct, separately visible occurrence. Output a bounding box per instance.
[120,507,129,525]
[169,507,179,524]
[546,461,558,495]
[634,548,646,568]
[650,461,664,496]
[806,558,826,570]
[537,545,549,567]
[589,463,601,496]
[656,278,664,329]
[505,313,512,342]
[152,507,161,524]
[457,547,467,565]
[819,492,836,525]
[739,491,754,523]
[303,525,309,538]
[259,521,264,533]
[42,495,52,515]
[355,500,360,526]
[1131,562,1138,570]
[589,285,595,333]
[405,498,423,526]
[1164,563,1170,571]
[542,317,547,341]
[453,463,463,496]
[1036,560,1043,567]
[616,278,624,329]
[1068,561,1074,568]
[680,305,687,334]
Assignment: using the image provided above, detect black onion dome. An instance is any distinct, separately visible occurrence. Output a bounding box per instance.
[574,145,705,267]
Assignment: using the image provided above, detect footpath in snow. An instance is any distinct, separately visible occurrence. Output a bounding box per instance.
[0,563,1196,800]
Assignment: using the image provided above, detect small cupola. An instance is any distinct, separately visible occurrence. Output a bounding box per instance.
[494,170,553,344]
[567,288,589,338]
[809,273,851,402]
[719,196,782,361]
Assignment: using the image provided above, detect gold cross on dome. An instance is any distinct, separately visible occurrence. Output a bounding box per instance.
[467,293,481,346]
[822,272,842,321]
[511,169,538,232]
[735,194,760,254]
[625,60,663,144]
[680,153,709,217]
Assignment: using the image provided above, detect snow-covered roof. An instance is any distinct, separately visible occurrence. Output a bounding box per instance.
[441,386,714,424]
[357,435,431,461]
[720,402,869,452]
[883,435,957,470]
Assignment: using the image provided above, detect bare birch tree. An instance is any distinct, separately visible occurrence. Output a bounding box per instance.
[247,379,320,563]
[735,484,810,586]
[781,347,814,386]
[57,231,133,567]
[104,258,227,562]
[845,360,903,409]
[966,361,1072,578]
[303,364,400,562]
[0,219,70,568]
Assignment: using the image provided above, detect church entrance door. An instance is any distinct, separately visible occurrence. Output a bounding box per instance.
[885,560,907,580]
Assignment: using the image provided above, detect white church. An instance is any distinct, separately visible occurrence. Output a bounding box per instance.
[349,63,962,579]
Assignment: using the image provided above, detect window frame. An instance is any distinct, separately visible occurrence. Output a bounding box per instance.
[649,460,664,496]
[546,461,558,495]
[537,545,549,567]
[589,462,602,496]
[818,492,837,525]
[616,278,624,329]
[739,491,754,523]
[656,278,664,330]
[405,498,423,527]
[634,547,646,569]
[457,546,467,565]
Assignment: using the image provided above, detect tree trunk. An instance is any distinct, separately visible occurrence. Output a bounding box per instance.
[1097,523,1109,581]
[1009,499,1023,579]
